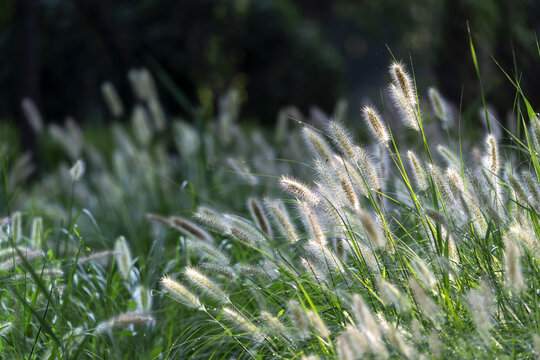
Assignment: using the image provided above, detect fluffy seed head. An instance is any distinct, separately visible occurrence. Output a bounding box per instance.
[78,250,119,265]
[260,310,290,339]
[428,164,454,205]
[407,150,427,191]
[148,98,166,131]
[302,127,334,163]
[185,237,230,264]
[485,135,499,174]
[354,146,382,191]
[12,211,22,243]
[362,106,390,145]
[390,62,416,105]
[131,105,152,146]
[21,98,43,132]
[428,87,449,124]
[161,275,203,309]
[327,121,357,159]
[31,217,43,249]
[409,278,439,320]
[227,158,258,186]
[297,200,326,245]
[222,307,264,342]
[96,312,154,334]
[467,280,493,344]
[193,206,229,234]
[289,300,309,339]
[389,83,419,131]
[133,285,153,313]
[307,310,329,338]
[247,197,273,238]
[69,159,85,182]
[115,236,132,281]
[358,210,384,249]
[280,176,319,204]
[264,198,299,243]
[168,215,215,244]
[185,266,229,303]
[101,82,124,117]
[504,240,524,293]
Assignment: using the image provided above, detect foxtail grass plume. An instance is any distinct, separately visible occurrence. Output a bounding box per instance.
[193,206,229,234]
[362,106,390,145]
[307,310,329,338]
[247,197,273,238]
[467,280,493,344]
[428,87,449,125]
[0,249,43,270]
[327,121,357,159]
[21,98,43,133]
[504,240,524,293]
[168,215,215,244]
[101,82,124,118]
[507,223,540,256]
[378,279,411,312]
[437,145,460,167]
[338,325,368,359]
[412,257,436,289]
[506,171,528,205]
[235,263,277,280]
[96,312,154,334]
[389,82,419,131]
[199,262,236,279]
[529,115,540,155]
[224,214,267,246]
[227,158,258,186]
[289,300,309,339]
[131,105,152,146]
[354,146,382,191]
[358,210,385,249]
[133,285,153,313]
[333,155,369,197]
[185,266,229,303]
[31,217,43,249]
[264,198,299,243]
[279,175,319,204]
[388,61,419,131]
[351,294,388,357]
[304,240,344,273]
[302,127,334,163]
[12,211,22,243]
[521,170,540,210]
[484,135,499,174]
[185,238,230,264]
[390,61,416,106]
[69,159,85,182]
[409,278,439,321]
[428,164,454,205]
[78,250,119,265]
[148,98,166,131]
[114,236,132,281]
[260,310,290,340]
[297,200,326,245]
[160,275,203,310]
[222,307,264,342]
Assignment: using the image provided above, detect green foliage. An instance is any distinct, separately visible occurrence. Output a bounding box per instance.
[1,53,540,359]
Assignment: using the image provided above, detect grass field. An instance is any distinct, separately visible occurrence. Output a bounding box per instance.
[0,48,539,359]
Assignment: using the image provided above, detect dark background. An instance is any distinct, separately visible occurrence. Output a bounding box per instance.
[1,0,539,127]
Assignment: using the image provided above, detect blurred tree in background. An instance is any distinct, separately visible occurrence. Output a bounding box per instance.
[0,0,538,128]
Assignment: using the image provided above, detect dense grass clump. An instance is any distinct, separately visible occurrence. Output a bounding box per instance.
[0,53,539,359]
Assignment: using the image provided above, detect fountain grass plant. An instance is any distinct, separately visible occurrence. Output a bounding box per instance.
[0,40,539,359]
